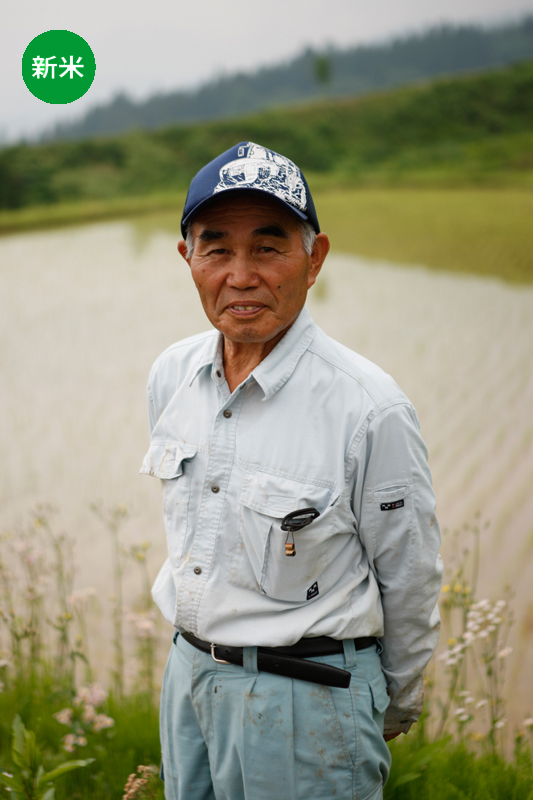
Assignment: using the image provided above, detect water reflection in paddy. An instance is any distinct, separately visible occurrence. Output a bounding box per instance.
[1,213,532,718]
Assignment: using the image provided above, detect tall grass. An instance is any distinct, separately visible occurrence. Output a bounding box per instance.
[0,507,532,798]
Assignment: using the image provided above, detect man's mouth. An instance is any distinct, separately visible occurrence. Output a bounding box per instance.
[227,303,265,316]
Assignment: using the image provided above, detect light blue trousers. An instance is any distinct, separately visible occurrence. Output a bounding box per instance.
[160,633,391,800]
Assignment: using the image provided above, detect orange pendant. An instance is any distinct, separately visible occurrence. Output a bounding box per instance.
[285,542,296,557]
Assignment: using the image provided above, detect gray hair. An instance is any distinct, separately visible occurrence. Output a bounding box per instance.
[184,219,316,259]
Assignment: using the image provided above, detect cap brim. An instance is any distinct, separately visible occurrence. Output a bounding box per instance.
[181,186,312,238]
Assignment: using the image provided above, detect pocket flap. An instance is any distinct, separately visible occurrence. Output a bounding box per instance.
[140,440,196,479]
[370,675,391,715]
[373,485,410,503]
[241,470,335,518]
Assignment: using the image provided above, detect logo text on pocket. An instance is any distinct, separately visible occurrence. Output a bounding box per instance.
[307,581,319,600]
[380,499,404,511]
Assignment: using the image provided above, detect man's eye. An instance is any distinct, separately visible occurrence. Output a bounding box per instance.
[208,248,227,255]
[260,246,276,253]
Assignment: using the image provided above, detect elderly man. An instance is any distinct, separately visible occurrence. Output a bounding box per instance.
[141,141,443,800]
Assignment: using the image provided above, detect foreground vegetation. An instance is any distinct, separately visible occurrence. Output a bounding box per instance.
[386,734,533,799]
[1,508,532,798]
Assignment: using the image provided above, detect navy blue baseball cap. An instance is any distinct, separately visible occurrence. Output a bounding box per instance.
[180,141,320,238]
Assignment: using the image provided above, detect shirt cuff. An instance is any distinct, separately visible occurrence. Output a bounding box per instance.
[383,674,424,736]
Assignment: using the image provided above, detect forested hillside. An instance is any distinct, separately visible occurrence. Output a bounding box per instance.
[45,17,533,141]
[2,60,532,212]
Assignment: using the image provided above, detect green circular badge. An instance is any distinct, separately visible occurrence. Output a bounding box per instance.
[22,30,95,104]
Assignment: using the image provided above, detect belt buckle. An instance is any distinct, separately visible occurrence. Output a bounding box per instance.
[211,643,231,664]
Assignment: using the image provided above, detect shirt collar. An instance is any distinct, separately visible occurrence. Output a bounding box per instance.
[188,330,221,387]
[189,306,317,399]
[252,306,317,400]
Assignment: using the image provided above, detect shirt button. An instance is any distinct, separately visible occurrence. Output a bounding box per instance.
[223,409,232,418]
[211,485,220,493]
[193,566,202,575]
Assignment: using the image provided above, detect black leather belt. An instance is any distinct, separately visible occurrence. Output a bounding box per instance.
[180,632,376,689]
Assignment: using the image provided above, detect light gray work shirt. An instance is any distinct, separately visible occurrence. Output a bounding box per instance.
[141,306,443,734]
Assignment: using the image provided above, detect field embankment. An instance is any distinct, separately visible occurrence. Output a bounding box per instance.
[2,187,531,284]
[317,187,533,283]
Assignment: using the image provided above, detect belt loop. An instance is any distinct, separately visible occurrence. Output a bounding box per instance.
[375,637,384,656]
[342,638,358,670]
[173,629,179,645]
[243,646,258,674]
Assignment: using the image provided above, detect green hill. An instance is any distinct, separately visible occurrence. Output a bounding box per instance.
[45,17,533,141]
[1,60,533,213]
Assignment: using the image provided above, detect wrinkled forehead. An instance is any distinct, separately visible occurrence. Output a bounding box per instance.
[189,191,301,234]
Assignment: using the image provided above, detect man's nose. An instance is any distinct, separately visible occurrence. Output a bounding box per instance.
[226,253,261,289]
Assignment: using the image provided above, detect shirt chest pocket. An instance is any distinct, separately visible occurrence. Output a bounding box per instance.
[140,439,197,568]
[228,470,338,603]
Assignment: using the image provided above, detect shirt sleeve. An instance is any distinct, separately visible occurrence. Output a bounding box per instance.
[356,402,443,735]
[147,362,158,436]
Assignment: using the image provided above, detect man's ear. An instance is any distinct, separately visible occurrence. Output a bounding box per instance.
[177,239,190,263]
[307,233,330,289]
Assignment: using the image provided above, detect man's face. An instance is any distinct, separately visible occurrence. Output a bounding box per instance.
[178,194,329,347]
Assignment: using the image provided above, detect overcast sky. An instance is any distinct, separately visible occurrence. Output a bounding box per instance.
[3,0,533,142]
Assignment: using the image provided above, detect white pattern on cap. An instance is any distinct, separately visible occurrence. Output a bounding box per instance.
[213,142,307,211]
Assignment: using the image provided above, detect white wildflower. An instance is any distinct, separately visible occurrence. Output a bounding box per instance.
[82,704,96,724]
[127,610,157,640]
[88,683,108,707]
[63,733,77,753]
[477,629,489,639]
[75,682,107,708]
[92,713,114,732]
[454,708,466,715]
[475,699,488,709]
[54,707,73,726]
[523,718,533,729]
[498,647,513,659]
[494,719,507,729]
[458,714,470,722]
[495,600,506,610]
[458,691,471,697]
[69,587,97,610]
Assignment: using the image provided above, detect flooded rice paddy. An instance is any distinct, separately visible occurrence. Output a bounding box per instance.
[1,213,532,721]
